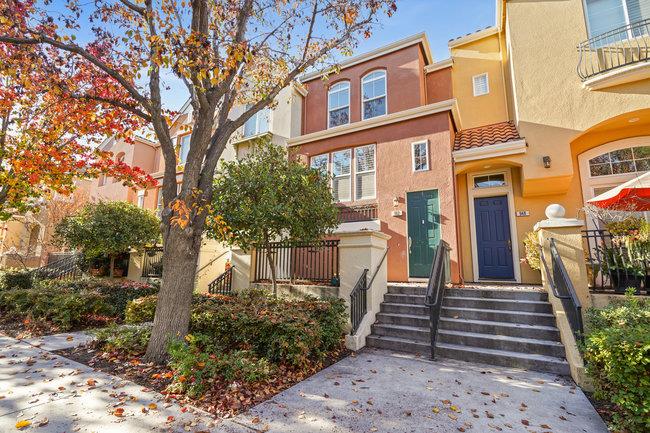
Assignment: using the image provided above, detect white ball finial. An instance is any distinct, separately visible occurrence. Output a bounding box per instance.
[545,204,565,220]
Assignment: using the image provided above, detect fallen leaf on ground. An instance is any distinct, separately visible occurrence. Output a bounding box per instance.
[66,336,74,341]
[114,408,124,417]
[15,420,31,429]
[148,403,157,410]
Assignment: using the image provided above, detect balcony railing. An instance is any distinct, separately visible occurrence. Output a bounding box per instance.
[577,19,650,81]
[337,203,378,223]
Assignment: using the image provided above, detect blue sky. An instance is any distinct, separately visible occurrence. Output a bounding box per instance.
[160,0,495,109]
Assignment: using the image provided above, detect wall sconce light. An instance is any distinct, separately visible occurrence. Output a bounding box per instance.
[543,156,551,169]
[392,196,400,208]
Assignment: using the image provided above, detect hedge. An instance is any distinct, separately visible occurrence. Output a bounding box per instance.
[126,289,347,366]
[583,293,650,433]
[0,268,33,291]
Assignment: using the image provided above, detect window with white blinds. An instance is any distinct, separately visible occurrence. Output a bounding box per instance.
[355,145,376,200]
[472,73,489,96]
[584,0,650,38]
[332,149,351,202]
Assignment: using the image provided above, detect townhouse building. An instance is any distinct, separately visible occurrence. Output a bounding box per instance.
[447,0,650,285]
[290,34,462,283]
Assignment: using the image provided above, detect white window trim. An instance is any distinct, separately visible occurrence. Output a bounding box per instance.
[582,0,641,39]
[355,144,377,200]
[178,133,191,164]
[243,107,272,138]
[332,149,352,203]
[472,73,489,97]
[137,190,146,208]
[327,82,350,129]
[310,153,330,175]
[361,70,388,120]
[472,173,507,189]
[411,140,430,172]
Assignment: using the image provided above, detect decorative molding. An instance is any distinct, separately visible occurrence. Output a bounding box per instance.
[583,61,650,90]
[424,58,453,74]
[300,33,433,83]
[448,26,499,49]
[288,99,458,147]
[452,139,527,162]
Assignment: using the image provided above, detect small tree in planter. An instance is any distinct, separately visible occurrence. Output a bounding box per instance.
[55,202,160,277]
[207,141,339,295]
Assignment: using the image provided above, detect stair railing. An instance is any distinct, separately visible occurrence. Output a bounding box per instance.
[32,253,84,281]
[208,266,234,295]
[539,239,584,341]
[424,241,451,360]
[349,248,389,335]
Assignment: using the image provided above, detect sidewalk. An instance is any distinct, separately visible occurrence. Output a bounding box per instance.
[1,334,608,433]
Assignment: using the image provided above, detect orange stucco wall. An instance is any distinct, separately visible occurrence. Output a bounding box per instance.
[425,67,453,104]
[302,44,428,134]
[291,112,460,283]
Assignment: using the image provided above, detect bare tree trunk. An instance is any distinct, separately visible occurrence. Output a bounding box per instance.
[265,243,277,297]
[109,254,115,278]
[144,220,203,363]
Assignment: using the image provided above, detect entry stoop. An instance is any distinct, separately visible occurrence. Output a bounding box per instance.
[366,284,570,375]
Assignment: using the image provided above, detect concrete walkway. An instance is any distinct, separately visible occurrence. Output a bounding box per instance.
[1,334,608,433]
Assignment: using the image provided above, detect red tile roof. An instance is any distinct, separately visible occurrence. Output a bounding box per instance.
[453,121,522,152]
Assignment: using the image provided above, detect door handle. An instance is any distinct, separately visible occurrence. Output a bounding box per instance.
[507,239,512,251]
[408,236,412,252]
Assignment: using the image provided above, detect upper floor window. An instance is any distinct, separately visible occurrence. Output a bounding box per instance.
[584,0,650,38]
[588,145,650,176]
[473,73,489,97]
[310,154,329,175]
[178,134,191,164]
[332,149,352,202]
[412,140,429,172]
[243,107,270,138]
[361,70,387,120]
[355,145,376,200]
[328,82,350,128]
[137,190,146,208]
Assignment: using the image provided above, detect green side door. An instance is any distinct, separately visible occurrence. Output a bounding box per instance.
[407,190,441,278]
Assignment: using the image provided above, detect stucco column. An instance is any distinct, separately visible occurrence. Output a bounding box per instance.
[338,230,390,351]
[534,204,591,389]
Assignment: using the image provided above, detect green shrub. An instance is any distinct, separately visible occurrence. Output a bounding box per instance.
[583,293,650,432]
[94,324,152,354]
[168,333,273,398]
[0,268,33,291]
[127,289,347,366]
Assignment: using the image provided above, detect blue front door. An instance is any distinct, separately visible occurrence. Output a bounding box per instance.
[474,195,514,280]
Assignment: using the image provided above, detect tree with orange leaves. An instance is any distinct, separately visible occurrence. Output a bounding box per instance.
[1,0,397,361]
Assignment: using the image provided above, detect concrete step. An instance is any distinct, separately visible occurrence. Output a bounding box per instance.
[387,285,427,296]
[384,293,426,305]
[435,343,570,376]
[437,329,566,358]
[366,334,430,356]
[371,323,430,342]
[441,306,556,327]
[439,317,561,341]
[375,312,430,328]
[447,287,547,302]
[443,296,553,314]
[380,302,428,315]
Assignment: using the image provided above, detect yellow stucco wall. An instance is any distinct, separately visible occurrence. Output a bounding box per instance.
[450,32,509,130]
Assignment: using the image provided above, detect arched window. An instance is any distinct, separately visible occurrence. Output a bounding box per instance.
[361,70,387,120]
[328,82,350,128]
[588,145,650,177]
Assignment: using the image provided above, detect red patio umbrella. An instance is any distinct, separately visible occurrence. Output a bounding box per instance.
[587,172,650,211]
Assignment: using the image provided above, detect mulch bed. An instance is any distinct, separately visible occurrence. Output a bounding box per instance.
[56,341,350,418]
[0,315,116,339]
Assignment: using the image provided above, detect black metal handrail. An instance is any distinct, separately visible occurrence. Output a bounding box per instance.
[32,253,83,280]
[577,18,650,81]
[208,266,234,295]
[142,246,164,278]
[254,240,339,286]
[424,241,450,360]
[349,269,369,335]
[349,247,389,335]
[540,239,584,341]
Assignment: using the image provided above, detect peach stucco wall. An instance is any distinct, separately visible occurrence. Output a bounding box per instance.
[425,67,453,104]
[302,44,428,135]
[292,112,460,283]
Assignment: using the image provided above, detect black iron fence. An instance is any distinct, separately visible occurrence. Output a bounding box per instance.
[583,229,650,294]
[577,19,650,81]
[142,247,164,278]
[32,253,84,280]
[349,269,369,335]
[541,239,584,341]
[253,240,339,286]
[424,241,450,360]
[338,204,378,223]
[208,266,234,295]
